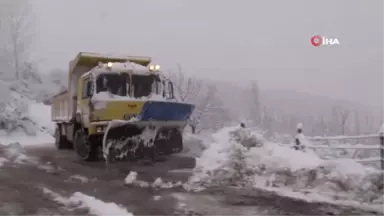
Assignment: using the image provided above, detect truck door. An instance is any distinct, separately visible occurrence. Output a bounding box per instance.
[78,77,92,127]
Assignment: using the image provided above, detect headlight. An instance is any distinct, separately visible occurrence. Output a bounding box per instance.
[107,62,113,67]
[148,64,160,71]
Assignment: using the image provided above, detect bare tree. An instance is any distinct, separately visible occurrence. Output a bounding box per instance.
[315,115,327,136]
[332,106,350,135]
[189,84,229,133]
[364,115,375,134]
[262,105,274,137]
[168,65,229,133]
[249,80,262,125]
[353,111,361,135]
[168,64,202,103]
[0,0,35,81]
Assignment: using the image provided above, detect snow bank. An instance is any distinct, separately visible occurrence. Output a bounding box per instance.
[185,126,384,204]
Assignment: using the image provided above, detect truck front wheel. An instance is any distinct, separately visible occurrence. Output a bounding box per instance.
[163,129,183,154]
[170,129,183,153]
[74,130,98,161]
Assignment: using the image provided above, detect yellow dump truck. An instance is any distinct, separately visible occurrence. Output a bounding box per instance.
[51,52,194,162]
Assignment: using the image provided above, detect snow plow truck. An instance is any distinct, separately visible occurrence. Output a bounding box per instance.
[51,52,195,162]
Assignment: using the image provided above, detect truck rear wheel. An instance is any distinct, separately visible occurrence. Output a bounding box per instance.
[54,124,70,149]
[74,130,99,161]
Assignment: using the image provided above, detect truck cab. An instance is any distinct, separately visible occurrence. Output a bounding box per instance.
[78,61,176,134]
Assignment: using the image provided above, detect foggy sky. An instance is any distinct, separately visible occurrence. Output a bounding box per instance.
[31,0,383,107]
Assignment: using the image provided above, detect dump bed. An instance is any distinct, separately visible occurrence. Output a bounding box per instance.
[51,90,72,122]
[51,52,153,123]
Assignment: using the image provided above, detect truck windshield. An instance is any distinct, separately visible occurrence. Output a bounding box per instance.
[132,74,160,98]
[96,73,129,96]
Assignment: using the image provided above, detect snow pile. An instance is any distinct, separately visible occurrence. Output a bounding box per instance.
[124,172,183,189]
[42,188,133,216]
[0,142,35,164]
[185,126,384,204]
[123,171,151,188]
[124,171,138,185]
[152,177,183,189]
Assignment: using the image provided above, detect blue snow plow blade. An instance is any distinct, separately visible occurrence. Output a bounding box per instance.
[139,101,194,121]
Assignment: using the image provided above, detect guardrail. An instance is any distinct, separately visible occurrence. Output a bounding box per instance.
[294,123,384,170]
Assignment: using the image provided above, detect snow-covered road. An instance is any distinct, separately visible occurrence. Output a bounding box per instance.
[0,144,381,216]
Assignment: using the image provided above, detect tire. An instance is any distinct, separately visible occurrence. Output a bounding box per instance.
[54,124,70,150]
[170,129,183,154]
[73,130,99,161]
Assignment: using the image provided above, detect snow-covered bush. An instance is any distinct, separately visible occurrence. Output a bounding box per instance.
[10,69,65,103]
[0,81,36,135]
[185,126,265,190]
[230,127,265,149]
[0,69,57,139]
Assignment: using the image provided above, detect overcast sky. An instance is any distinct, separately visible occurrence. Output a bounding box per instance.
[31,0,383,107]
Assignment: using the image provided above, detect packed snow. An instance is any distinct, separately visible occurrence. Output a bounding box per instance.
[184,126,384,206]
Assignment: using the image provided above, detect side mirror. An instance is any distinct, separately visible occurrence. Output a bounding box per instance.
[86,82,93,97]
[162,81,166,97]
[167,81,174,99]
